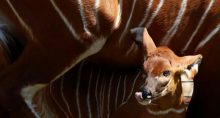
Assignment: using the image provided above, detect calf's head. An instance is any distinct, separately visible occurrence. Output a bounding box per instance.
[131,28,202,107]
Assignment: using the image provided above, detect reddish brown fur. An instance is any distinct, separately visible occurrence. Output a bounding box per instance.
[144,47,177,76]
[0,0,220,117]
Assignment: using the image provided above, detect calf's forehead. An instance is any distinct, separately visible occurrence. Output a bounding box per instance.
[144,57,172,76]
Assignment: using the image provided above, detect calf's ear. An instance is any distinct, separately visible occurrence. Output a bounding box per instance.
[178,54,203,79]
[131,27,156,55]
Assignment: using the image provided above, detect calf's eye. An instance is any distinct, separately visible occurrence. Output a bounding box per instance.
[162,70,171,77]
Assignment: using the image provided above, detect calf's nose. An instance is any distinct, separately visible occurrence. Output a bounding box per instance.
[141,88,152,100]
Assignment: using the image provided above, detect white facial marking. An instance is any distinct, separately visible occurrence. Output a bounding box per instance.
[181,63,199,97]
[181,71,194,97]
[181,82,194,97]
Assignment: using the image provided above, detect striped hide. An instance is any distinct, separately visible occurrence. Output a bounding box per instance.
[33,60,143,118]
[0,0,220,117]
[31,33,203,118]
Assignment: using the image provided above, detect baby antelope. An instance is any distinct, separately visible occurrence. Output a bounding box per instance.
[131,28,202,118]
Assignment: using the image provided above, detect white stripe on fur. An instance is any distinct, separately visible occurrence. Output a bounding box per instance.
[161,0,188,45]
[182,0,215,53]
